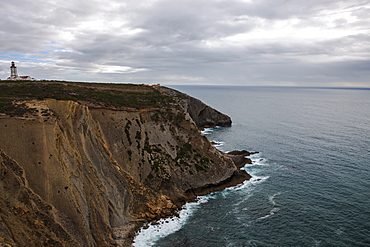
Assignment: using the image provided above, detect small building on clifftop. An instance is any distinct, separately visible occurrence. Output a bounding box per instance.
[7,61,35,81]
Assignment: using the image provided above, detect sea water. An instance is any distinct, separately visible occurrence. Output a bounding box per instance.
[134,86,370,246]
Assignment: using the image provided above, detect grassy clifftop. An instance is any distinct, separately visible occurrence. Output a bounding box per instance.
[0,81,172,116]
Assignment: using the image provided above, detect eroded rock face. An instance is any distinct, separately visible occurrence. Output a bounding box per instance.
[158,87,232,129]
[0,150,79,246]
[0,97,244,246]
[186,97,232,128]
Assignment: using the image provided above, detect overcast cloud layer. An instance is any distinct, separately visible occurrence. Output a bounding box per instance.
[1,0,370,87]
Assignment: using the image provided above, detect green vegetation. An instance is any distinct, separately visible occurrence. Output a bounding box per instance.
[0,98,29,116]
[0,81,174,115]
[158,86,188,99]
[135,131,141,140]
[182,143,192,152]
[135,118,141,126]
[174,142,211,173]
[151,161,161,171]
[144,147,152,153]
[124,121,132,145]
[195,164,206,171]
[200,157,210,164]
[176,143,193,160]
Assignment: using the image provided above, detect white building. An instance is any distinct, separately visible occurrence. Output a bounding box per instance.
[7,61,35,80]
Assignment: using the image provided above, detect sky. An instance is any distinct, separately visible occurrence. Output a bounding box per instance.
[1,0,370,87]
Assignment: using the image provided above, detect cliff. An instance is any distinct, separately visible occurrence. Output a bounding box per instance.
[0,81,249,246]
[158,87,232,128]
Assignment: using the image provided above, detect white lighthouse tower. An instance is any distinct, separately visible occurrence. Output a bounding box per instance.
[10,61,18,79]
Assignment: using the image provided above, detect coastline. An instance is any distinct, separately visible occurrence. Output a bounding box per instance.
[127,86,370,247]
[0,82,252,246]
[116,160,252,246]
[130,139,255,246]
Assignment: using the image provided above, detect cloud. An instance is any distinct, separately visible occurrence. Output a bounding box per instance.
[1,0,370,86]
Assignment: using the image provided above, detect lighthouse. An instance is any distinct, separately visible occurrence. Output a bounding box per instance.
[10,61,18,78]
[7,61,35,80]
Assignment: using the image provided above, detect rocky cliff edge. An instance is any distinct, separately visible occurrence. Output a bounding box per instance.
[0,81,249,246]
[158,86,232,129]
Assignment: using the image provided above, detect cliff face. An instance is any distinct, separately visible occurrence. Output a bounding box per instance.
[0,84,248,247]
[158,87,232,128]
[0,149,79,246]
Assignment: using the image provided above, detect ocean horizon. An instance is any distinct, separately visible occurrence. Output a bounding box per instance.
[134,86,370,246]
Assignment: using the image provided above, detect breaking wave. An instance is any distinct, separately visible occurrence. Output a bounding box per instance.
[133,197,209,247]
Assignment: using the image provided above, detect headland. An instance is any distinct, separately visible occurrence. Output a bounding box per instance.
[0,80,252,246]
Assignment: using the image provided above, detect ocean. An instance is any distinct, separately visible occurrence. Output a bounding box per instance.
[134,86,370,247]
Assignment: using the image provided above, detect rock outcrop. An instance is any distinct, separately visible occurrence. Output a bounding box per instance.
[225,150,259,168]
[0,82,249,246]
[158,87,232,128]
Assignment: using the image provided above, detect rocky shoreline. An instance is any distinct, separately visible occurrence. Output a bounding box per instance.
[129,149,257,246]
[226,150,259,168]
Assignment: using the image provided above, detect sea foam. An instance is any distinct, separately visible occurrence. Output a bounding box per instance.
[201,127,214,135]
[133,196,209,246]
[257,207,280,221]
